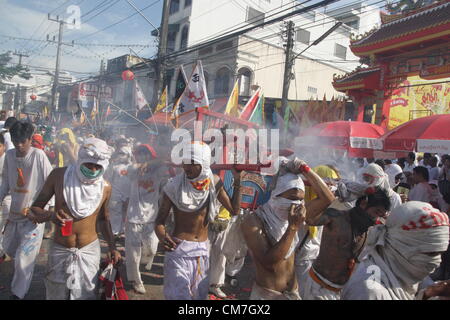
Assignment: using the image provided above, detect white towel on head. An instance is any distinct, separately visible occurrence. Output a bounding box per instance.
[255,173,305,259]
[63,138,114,219]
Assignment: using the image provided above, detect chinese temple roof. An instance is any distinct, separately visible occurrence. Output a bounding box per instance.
[333,67,380,92]
[350,0,450,56]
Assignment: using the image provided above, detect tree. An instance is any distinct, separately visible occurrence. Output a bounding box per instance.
[0,52,32,81]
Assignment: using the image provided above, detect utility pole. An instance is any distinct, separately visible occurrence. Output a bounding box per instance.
[153,0,170,105]
[47,14,74,113]
[281,20,295,123]
[12,51,29,115]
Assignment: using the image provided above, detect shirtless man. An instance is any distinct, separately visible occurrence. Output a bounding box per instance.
[155,142,243,300]
[28,137,121,300]
[241,158,335,300]
[304,188,391,300]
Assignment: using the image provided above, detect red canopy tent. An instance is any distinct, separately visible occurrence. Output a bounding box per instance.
[297,120,386,158]
[380,114,450,154]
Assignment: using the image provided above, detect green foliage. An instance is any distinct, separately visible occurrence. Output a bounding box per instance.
[0,52,32,81]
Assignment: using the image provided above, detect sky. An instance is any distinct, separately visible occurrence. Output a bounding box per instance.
[0,0,377,79]
[0,0,164,77]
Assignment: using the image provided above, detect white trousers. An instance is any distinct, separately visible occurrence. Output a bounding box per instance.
[125,222,158,285]
[108,198,127,235]
[2,218,45,299]
[0,196,11,255]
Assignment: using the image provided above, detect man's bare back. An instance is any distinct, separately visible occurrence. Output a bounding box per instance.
[312,209,368,285]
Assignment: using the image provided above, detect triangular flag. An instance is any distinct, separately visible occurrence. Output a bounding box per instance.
[80,112,85,124]
[174,66,188,102]
[239,89,261,121]
[224,80,240,117]
[134,80,149,110]
[249,94,264,125]
[172,61,209,118]
[155,86,168,113]
[90,97,98,120]
[105,105,111,118]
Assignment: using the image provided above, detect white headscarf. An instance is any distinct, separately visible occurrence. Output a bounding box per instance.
[363,201,449,299]
[164,142,217,222]
[255,173,305,259]
[362,163,395,197]
[63,137,114,219]
[385,164,403,189]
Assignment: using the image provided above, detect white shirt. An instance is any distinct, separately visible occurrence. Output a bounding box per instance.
[429,167,440,181]
[408,182,432,203]
[403,162,416,173]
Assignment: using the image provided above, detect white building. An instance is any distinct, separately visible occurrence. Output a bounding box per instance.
[164,0,380,101]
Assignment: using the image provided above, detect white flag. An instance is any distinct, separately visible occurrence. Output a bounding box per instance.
[173,60,209,117]
[134,80,148,110]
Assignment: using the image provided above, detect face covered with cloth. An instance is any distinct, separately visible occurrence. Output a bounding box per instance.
[63,137,114,219]
[364,201,450,299]
[255,172,305,259]
[163,141,217,222]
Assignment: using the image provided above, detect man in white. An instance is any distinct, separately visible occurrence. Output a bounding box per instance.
[361,163,402,210]
[341,201,449,300]
[104,145,132,237]
[408,166,432,203]
[403,152,417,174]
[29,137,121,300]
[125,144,168,294]
[155,142,243,300]
[0,121,53,299]
[385,163,404,190]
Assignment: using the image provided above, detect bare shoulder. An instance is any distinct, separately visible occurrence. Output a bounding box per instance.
[241,212,263,232]
[213,174,221,185]
[50,167,67,179]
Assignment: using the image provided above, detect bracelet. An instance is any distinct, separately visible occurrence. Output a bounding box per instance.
[299,164,311,174]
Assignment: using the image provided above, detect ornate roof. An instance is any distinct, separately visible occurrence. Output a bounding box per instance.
[350,0,450,56]
[333,67,380,91]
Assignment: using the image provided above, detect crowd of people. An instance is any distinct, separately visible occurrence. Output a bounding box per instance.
[0,113,449,301]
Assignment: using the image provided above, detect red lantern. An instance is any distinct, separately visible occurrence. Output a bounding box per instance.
[30,94,37,100]
[121,70,135,81]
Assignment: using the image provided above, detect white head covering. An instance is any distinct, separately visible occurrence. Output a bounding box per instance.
[363,201,450,299]
[362,163,396,198]
[256,172,305,259]
[63,137,114,219]
[385,164,403,189]
[164,142,217,222]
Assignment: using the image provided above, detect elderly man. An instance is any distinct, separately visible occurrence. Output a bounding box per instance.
[362,163,401,210]
[29,137,121,300]
[241,159,335,300]
[155,142,243,300]
[341,201,450,300]
[304,188,391,300]
[0,121,53,299]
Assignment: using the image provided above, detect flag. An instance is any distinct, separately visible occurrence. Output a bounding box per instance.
[224,80,240,117]
[248,94,265,125]
[80,112,85,124]
[90,97,98,120]
[174,66,188,102]
[134,80,149,110]
[104,105,111,118]
[43,106,48,118]
[155,86,168,113]
[172,61,209,118]
[239,89,261,121]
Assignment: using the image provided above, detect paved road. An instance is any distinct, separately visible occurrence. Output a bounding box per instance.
[0,235,254,300]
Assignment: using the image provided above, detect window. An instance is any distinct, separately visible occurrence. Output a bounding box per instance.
[216,40,233,51]
[238,68,253,96]
[214,67,231,96]
[307,86,317,95]
[180,25,189,50]
[199,46,213,56]
[184,0,192,8]
[167,31,177,52]
[246,7,265,25]
[296,28,310,45]
[170,0,180,15]
[334,43,347,59]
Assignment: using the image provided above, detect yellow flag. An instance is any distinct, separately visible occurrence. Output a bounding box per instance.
[90,98,98,120]
[155,86,168,113]
[80,112,85,124]
[224,80,240,117]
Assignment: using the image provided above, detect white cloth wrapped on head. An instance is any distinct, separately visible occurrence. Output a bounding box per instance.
[360,201,450,299]
[164,142,217,222]
[255,172,305,259]
[63,137,114,219]
[385,164,403,189]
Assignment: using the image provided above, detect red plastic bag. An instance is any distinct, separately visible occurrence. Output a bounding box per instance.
[99,261,129,300]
